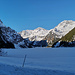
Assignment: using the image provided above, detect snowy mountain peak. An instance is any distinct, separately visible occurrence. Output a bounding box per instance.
[44,20,75,45]
[19,27,49,41]
[52,20,75,38]
[62,20,73,22]
[19,20,75,43]
[58,20,75,26]
[34,27,47,31]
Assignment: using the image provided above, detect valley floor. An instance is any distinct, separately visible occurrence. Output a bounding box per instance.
[0,47,75,75]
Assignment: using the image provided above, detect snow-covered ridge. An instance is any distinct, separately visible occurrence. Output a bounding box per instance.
[19,20,75,42]
[19,27,49,41]
[44,20,75,44]
[1,26,23,44]
[51,20,75,38]
[0,20,27,48]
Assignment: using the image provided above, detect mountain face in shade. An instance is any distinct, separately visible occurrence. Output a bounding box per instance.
[0,20,27,48]
[0,20,48,48]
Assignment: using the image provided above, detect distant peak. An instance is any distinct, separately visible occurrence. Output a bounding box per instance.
[56,20,75,27]
[34,27,46,31]
[63,20,73,21]
[61,20,74,23]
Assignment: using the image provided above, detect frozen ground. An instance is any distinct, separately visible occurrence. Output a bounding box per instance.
[0,63,74,75]
[0,47,75,75]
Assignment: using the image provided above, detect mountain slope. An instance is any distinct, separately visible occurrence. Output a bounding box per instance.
[0,20,48,48]
[52,27,75,47]
[61,27,75,41]
[19,27,49,41]
[0,20,28,48]
[44,20,75,45]
[19,20,75,45]
[51,20,75,38]
[0,28,15,48]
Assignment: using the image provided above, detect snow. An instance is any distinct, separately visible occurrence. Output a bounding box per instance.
[0,47,75,75]
[0,63,74,75]
[51,20,75,38]
[14,40,27,48]
[1,26,23,44]
[54,41,60,47]
[19,27,49,41]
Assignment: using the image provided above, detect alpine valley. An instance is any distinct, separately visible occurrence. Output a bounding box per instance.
[0,19,75,75]
[0,19,75,48]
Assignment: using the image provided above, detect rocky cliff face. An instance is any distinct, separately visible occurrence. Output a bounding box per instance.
[1,27,23,44]
[0,35,15,48]
[44,31,59,45]
[0,20,27,48]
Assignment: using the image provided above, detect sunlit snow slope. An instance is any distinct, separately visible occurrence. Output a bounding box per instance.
[19,27,49,41]
[50,20,75,38]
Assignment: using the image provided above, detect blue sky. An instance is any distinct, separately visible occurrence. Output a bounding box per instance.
[0,0,75,32]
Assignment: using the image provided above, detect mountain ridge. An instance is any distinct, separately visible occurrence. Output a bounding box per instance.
[19,20,75,46]
[44,20,75,45]
[52,27,75,47]
[0,19,75,48]
[0,20,48,48]
[19,27,49,41]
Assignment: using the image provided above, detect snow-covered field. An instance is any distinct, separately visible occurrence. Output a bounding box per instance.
[0,47,75,75]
